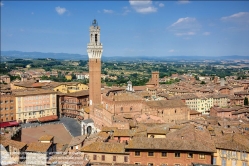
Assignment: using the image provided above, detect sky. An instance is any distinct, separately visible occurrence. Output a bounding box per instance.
[1,0,249,57]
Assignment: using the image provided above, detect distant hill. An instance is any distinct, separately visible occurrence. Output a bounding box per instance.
[1,50,248,62]
[1,51,88,61]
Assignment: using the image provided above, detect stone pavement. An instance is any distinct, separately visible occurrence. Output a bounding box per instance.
[59,117,81,137]
[21,123,72,144]
[21,117,81,138]
[21,117,82,144]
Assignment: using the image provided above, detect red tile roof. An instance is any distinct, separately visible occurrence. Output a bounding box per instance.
[38,115,58,122]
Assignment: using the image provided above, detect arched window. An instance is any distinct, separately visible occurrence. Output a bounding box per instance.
[95,34,98,44]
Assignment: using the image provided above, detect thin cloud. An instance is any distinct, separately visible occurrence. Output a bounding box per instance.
[103,9,114,14]
[169,17,201,36]
[203,32,211,36]
[55,6,67,15]
[159,3,164,7]
[177,0,190,4]
[176,32,195,36]
[169,49,175,53]
[0,2,4,7]
[129,0,157,14]
[221,12,249,24]
[171,17,196,27]
[122,6,131,15]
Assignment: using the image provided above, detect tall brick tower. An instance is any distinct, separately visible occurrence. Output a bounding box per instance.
[87,19,103,109]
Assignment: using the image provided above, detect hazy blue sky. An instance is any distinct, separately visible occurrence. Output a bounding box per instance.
[1,1,249,57]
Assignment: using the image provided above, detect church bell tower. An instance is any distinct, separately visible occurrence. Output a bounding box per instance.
[87,19,103,109]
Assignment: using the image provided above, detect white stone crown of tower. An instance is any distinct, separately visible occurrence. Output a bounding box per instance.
[87,19,103,59]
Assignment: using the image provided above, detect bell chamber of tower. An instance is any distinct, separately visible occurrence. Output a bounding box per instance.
[87,19,103,59]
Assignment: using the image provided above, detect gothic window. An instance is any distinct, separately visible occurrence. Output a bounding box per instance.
[121,107,123,112]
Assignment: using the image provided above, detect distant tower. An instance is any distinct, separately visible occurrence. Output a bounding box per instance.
[146,71,159,88]
[220,78,225,86]
[151,71,159,87]
[87,19,103,109]
[126,81,134,92]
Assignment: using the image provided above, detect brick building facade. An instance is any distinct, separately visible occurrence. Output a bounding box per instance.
[58,90,89,120]
[0,90,16,122]
[126,137,214,166]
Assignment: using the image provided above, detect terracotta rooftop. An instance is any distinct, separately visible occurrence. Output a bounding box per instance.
[232,108,249,115]
[145,99,186,108]
[112,93,143,101]
[166,124,215,150]
[81,142,127,154]
[215,133,249,152]
[38,115,58,122]
[68,135,87,147]
[59,90,89,97]
[218,86,232,90]
[38,135,54,142]
[26,142,52,153]
[13,89,56,96]
[1,139,26,149]
[229,96,244,100]
[97,132,110,140]
[235,90,249,95]
[125,137,216,153]
[101,127,118,132]
[147,126,169,135]
[56,143,68,152]
[113,129,134,137]
[190,110,202,115]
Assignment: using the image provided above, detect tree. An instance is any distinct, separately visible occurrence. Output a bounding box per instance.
[201,81,206,84]
[8,74,21,81]
[244,97,249,106]
[194,75,199,81]
[72,73,76,80]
